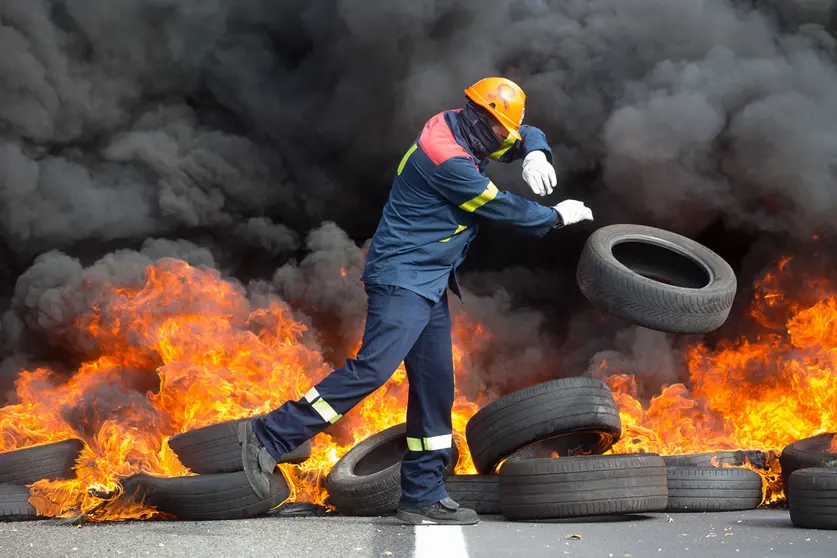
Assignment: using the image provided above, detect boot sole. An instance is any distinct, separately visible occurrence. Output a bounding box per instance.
[396,509,480,526]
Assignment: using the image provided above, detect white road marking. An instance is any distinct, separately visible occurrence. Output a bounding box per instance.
[415,525,469,558]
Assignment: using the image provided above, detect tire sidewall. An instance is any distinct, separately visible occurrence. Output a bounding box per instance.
[582,224,737,299]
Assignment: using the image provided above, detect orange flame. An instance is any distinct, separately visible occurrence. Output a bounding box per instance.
[1,254,834,519]
[607,256,837,504]
[0,259,485,519]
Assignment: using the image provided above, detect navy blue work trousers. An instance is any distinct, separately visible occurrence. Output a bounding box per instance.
[252,284,456,508]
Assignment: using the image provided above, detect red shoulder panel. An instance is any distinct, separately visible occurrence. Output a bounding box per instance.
[418,111,473,166]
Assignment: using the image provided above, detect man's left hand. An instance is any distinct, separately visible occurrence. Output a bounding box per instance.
[521,150,557,197]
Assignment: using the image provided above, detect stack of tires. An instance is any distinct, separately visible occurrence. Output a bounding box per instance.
[325,377,669,520]
[463,377,669,520]
[0,439,84,521]
[781,434,837,530]
[121,415,311,521]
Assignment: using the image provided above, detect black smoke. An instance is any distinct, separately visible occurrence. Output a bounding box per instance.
[1,0,835,409]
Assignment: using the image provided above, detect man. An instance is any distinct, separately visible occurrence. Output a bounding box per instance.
[238,77,594,525]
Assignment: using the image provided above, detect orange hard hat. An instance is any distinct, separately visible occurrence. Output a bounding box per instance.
[464,77,526,141]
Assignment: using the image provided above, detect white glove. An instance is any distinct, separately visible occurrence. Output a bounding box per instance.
[521,150,557,197]
[553,199,594,226]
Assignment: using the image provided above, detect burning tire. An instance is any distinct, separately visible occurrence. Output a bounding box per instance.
[662,450,768,469]
[0,439,84,485]
[498,454,668,520]
[324,423,460,517]
[465,377,622,474]
[121,470,290,521]
[445,475,500,515]
[789,468,837,530]
[168,416,311,474]
[0,485,41,522]
[780,433,837,500]
[665,467,763,512]
[576,224,737,334]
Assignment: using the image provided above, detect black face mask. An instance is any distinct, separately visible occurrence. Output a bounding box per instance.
[457,102,502,159]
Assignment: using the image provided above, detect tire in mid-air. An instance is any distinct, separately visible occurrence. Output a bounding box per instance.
[576,224,737,334]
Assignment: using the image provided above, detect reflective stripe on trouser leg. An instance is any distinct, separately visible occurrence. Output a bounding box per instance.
[304,387,343,424]
[251,285,436,463]
[406,434,452,451]
[400,292,456,509]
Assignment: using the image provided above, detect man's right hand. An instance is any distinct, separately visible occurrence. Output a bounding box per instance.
[553,199,593,226]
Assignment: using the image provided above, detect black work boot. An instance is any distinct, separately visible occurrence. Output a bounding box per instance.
[396,497,480,525]
[238,419,278,499]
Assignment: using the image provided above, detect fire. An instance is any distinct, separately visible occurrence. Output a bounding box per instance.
[606,256,837,504]
[0,258,485,519]
[1,252,834,520]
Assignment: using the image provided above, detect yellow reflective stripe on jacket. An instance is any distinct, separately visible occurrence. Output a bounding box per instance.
[397,143,418,175]
[488,133,517,161]
[405,434,453,451]
[439,224,468,243]
[304,387,343,424]
[459,182,499,213]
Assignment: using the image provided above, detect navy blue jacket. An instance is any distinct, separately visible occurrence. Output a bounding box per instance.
[362,109,560,302]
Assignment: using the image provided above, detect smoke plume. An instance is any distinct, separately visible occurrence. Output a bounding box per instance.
[2,0,836,409]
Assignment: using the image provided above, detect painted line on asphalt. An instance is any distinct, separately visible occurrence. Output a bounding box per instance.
[415,525,469,558]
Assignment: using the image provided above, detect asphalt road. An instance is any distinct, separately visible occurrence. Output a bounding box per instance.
[1,510,832,558]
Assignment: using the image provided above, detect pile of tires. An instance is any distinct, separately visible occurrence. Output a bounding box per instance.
[120,415,311,521]
[781,433,837,530]
[0,439,85,521]
[460,377,668,520]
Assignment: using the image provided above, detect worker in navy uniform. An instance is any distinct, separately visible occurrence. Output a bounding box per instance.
[238,77,594,525]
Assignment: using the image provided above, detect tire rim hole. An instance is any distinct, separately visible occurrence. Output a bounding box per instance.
[611,240,712,289]
[354,436,408,476]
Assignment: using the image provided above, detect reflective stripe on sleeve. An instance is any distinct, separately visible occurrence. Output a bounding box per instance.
[406,437,424,452]
[439,224,468,243]
[303,387,343,424]
[459,182,499,213]
[397,143,418,175]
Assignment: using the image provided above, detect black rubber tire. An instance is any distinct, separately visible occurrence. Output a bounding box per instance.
[0,484,40,521]
[662,450,768,469]
[465,377,622,474]
[168,416,311,474]
[780,433,837,500]
[324,423,459,517]
[499,454,668,520]
[789,468,837,530]
[120,470,290,521]
[0,439,84,485]
[445,475,500,515]
[665,467,763,512]
[576,224,737,334]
